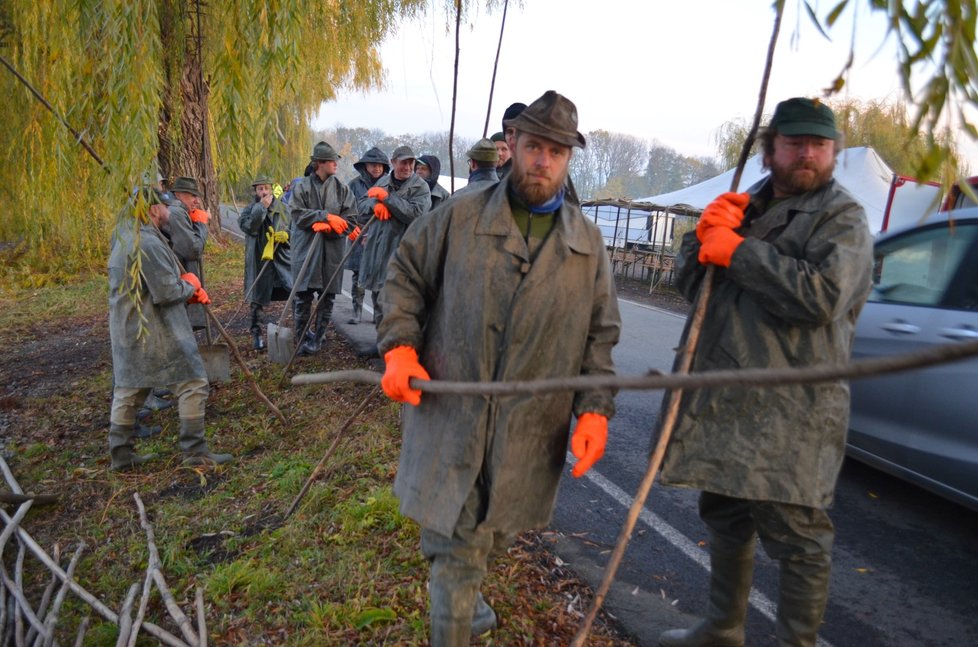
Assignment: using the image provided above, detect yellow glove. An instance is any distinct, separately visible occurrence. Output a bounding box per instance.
[261,226,275,261]
[273,230,289,244]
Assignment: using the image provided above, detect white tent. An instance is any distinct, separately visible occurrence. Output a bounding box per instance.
[636,147,941,236]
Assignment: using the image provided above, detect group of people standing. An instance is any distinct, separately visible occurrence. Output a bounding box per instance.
[107,90,873,647]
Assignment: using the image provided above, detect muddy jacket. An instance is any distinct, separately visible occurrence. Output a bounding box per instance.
[289,173,356,293]
[163,198,208,328]
[347,148,390,270]
[358,172,431,291]
[659,177,873,508]
[378,176,621,536]
[109,221,205,388]
[238,197,292,306]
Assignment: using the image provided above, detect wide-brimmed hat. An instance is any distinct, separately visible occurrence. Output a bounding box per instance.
[391,145,417,162]
[251,175,274,187]
[504,91,585,149]
[310,141,340,162]
[769,98,840,140]
[170,176,201,196]
[466,138,499,163]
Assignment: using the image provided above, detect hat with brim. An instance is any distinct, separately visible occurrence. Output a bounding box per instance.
[170,176,201,197]
[466,138,499,163]
[310,141,341,162]
[136,186,164,206]
[770,98,840,140]
[504,91,586,149]
[391,145,417,162]
[251,175,274,187]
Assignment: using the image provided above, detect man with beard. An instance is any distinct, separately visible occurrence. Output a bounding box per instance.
[657,98,873,647]
[415,154,450,210]
[238,175,292,350]
[289,141,356,355]
[346,147,390,323]
[358,145,430,328]
[376,91,620,645]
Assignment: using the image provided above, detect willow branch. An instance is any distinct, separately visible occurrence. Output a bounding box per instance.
[115,583,140,647]
[40,542,86,647]
[73,615,90,647]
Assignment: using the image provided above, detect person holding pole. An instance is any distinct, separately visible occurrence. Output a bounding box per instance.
[107,187,233,470]
[657,98,873,647]
[375,90,621,645]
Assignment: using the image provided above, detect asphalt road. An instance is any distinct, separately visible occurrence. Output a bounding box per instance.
[550,299,978,647]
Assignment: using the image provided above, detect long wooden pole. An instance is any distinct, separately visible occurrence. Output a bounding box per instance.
[571,3,786,643]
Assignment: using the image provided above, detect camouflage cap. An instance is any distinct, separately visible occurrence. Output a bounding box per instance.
[504,91,586,149]
[310,141,341,162]
[466,138,499,163]
[170,176,201,196]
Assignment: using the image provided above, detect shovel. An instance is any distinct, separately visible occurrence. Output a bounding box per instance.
[268,231,320,364]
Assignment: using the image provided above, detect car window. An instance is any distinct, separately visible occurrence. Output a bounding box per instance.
[871,222,978,308]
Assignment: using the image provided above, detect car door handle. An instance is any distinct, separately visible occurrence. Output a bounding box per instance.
[939,327,978,341]
[881,322,921,335]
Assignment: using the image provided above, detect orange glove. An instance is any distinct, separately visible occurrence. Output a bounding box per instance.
[189,208,210,225]
[366,187,389,201]
[373,202,391,221]
[381,346,430,406]
[696,192,749,242]
[326,213,349,234]
[698,226,744,268]
[180,272,202,290]
[187,286,211,305]
[571,413,608,478]
[348,225,362,242]
[311,221,330,234]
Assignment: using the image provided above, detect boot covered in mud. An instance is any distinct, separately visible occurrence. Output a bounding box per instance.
[109,423,157,471]
[179,418,233,466]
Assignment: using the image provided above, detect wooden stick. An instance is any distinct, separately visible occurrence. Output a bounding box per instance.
[126,554,156,647]
[115,583,139,647]
[284,386,382,519]
[0,566,46,640]
[571,4,787,643]
[72,615,90,647]
[14,542,25,647]
[195,586,207,647]
[0,572,6,643]
[25,544,59,647]
[40,542,86,647]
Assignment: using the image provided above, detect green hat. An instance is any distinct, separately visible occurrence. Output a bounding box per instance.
[310,141,340,162]
[490,131,506,143]
[251,175,274,187]
[170,176,201,197]
[391,145,417,162]
[504,91,586,149]
[466,138,499,163]
[769,98,840,140]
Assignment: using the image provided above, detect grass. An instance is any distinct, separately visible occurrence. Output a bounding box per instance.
[0,229,633,645]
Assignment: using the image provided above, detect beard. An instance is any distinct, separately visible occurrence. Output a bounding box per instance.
[510,163,567,206]
[769,156,835,196]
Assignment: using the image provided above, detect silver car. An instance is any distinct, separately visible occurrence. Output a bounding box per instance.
[847,208,978,511]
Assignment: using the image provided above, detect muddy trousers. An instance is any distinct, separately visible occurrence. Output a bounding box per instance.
[420,481,514,646]
[109,379,209,467]
[696,492,834,647]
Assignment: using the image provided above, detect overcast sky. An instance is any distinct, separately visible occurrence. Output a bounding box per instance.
[312,0,978,173]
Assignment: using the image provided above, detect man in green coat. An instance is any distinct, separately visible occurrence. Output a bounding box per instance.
[108,188,232,470]
[658,98,874,647]
[376,91,621,646]
[238,175,292,350]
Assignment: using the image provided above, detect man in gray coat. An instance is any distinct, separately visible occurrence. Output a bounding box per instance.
[164,176,209,330]
[108,188,232,470]
[415,154,451,210]
[358,145,431,328]
[289,141,357,355]
[377,91,621,646]
[658,98,874,647]
[238,175,292,351]
[346,147,390,324]
[451,138,499,199]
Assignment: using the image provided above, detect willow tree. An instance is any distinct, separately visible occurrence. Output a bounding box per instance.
[0,0,425,285]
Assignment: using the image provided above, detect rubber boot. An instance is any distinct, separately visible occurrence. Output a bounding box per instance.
[294,293,313,356]
[109,424,157,471]
[775,554,831,647]
[249,304,266,351]
[179,418,233,466]
[348,284,364,324]
[471,592,497,636]
[659,537,754,647]
[301,294,333,356]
